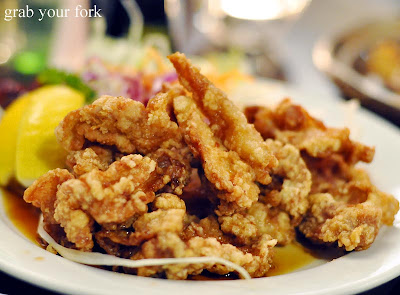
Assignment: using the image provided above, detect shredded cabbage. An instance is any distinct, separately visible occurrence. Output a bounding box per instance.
[70,1,251,104]
[37,215,251,280]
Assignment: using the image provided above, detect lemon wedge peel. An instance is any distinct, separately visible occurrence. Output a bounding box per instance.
[0,93,32,186]
[15,85,84,187]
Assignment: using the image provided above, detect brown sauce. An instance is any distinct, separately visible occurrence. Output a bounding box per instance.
[2,188,334,278]
[1,188,40,244]
[268,243,317,276]
[190,242,318,280]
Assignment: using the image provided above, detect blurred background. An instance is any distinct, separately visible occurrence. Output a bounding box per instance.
[0,0,400,124]
[1,0,400,125]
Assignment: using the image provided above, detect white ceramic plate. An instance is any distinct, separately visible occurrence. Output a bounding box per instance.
[0,79,399,295]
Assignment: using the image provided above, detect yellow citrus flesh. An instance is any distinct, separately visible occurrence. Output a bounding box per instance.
[15,85,84,187]
[0,94,32,186]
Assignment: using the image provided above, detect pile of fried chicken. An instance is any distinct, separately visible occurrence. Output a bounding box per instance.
[24,53,399,279]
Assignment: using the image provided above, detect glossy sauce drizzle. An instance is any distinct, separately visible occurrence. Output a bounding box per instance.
[268,243,316,276]
[2,189,40,244]
[2,188,322,278]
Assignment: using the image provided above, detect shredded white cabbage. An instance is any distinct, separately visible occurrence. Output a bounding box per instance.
[37,216,251,280]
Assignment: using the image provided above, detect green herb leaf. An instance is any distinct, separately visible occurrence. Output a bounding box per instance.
[37,69,96,103]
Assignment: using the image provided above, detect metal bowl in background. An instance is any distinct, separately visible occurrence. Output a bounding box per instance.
[313,19,400,126]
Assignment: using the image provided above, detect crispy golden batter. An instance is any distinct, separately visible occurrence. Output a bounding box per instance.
[23,168,74,224]
[174,96,259,210]
[264,139,311,224]
[148,145,192,195]
[299,143,398,251]
[54,155,160,251]
[132,209,186,241]
[305,153,354,196]
[219,213,259,245]
[103,212,186,249]
[129,194,188,245]
[246,99,375,164]
[218,202,295,246]
[95,194,187,251]
[132,232,276,279]
[169,52,277,185]
[299,193,382,251]
[182,215,230,244]
[244,98,398,250]
[247,202,295,246]
[345,170,398,225]
[306,155,399,226]
[367,189,399,226]
[300,160,398,251]
[153,193,186,210]
[56,89,182,154]
[66,146,113,177]
[183,203,294,247]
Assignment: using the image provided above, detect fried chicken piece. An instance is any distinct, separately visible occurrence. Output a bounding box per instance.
[54,155,160,251]
[263,139,311,224]
[299,193,382,251]
[215,200,247,217]
[305,153,354,196]
[174,96,259,210]
[185,201,294,247]
[128,194,188,245]
[147,144,192,195]
[131,232,276,279]
[168,52,277,185]
[306,154,399,226]
[182,215,231,244]
[219,213,259,245]
[367,188,399,226]
[299,148,398,251]
[299,152,398,251]
[66,146,113,177]
[247,202,295,246]
[153,193,186,210]
[217,202,295,246]
[95,193,187,255]
[23,168,74,224]
[56,88,183,154]
[246,99,375,164]
[132,208,186,242]
[341,169,398,225]
[99,209,186,248]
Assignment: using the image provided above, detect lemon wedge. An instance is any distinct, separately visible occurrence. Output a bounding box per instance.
[15,85,84,187]
[0,93,32,185]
